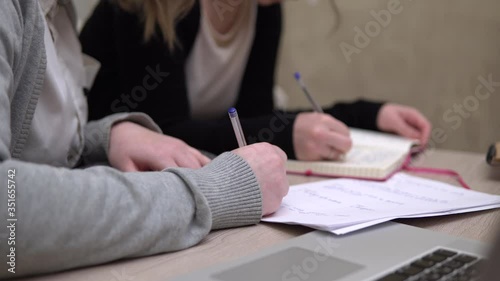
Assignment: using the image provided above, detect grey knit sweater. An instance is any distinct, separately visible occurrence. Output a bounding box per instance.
[0,1,262,278]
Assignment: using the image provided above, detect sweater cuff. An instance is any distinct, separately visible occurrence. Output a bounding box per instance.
[168,152,262,230]
[358,100,385,131]
[325,99,385,131]
[82,112,162,165]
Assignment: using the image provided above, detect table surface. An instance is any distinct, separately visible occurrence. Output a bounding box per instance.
[22,149,500,281]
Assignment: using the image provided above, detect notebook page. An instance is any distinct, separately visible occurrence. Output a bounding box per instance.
[341,145,402,168]
[350,128,418,152]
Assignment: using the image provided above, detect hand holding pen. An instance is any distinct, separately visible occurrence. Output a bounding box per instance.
[227,107,290,216]
[292,72,352,161]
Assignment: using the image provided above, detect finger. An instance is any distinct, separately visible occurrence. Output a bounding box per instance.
[324,130,353,153]
[281,176,291,197]
[311,132,345,160]
[175,154,204,169]
[303,129,345,160]
[322,147,343,161]
[149,158,179,171]
[323,115,350,136]
[312,128,352,154]
[273,147,289,191]
[393,117,421,139]
[401,110,432,144]
[190,148,211,167]
[271,145,288,163]
[120,160,140,172]
[416,120,431,145]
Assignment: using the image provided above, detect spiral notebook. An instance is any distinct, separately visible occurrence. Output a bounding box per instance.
[286,128,420,181]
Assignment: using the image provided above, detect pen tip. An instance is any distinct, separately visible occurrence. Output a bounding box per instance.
[294,72,301,80]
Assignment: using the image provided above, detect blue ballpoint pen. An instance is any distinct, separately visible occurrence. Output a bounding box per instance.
[228,107,247,147]
[294,72,324,113]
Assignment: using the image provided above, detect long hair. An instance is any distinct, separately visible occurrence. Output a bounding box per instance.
[116,0,195,50]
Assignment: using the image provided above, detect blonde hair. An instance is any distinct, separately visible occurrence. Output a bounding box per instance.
[117,0,195,50]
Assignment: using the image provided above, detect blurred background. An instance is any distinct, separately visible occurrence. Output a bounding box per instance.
[75,0,500,153]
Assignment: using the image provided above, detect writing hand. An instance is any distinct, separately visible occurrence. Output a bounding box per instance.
[233,143,289,216]
[293,112,352,161]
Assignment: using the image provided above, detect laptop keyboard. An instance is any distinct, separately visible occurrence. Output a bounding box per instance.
[376,248,487,281]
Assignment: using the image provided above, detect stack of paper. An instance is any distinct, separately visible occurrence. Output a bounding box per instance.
[262,174,500,235]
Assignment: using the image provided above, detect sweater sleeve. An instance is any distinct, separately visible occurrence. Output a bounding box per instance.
[325,99,385,131]
[0,153,262,278]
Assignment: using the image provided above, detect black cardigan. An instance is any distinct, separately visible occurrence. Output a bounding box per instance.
[80,0,383,159]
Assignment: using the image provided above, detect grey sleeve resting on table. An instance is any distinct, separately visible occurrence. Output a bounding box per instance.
[0,153,262,278]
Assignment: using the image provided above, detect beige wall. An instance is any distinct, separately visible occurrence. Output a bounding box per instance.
[277,0,500,153]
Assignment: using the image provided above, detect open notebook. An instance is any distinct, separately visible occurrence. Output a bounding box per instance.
[287,128,420,181]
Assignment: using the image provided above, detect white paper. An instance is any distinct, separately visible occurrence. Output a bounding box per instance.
[329,204,500,235]
[262,174,500,235]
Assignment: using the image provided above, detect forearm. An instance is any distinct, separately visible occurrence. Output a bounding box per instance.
[0,153,261,278]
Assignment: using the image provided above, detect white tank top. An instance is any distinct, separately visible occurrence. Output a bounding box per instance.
[185,1,257,120]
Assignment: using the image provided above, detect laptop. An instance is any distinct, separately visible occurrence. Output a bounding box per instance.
[173,222,500,281]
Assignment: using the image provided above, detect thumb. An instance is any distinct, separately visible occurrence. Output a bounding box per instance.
[120,160,140,172]
[148,158,178,171]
